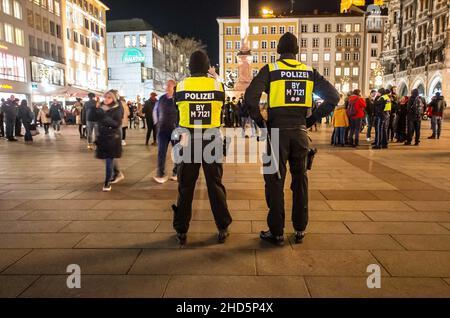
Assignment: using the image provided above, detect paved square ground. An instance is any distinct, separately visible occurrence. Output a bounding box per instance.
[0,124,449,298]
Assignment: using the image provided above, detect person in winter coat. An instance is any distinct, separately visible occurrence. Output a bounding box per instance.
[72,98,85,139]
[153,80,179,184]
[18,100,34,143]
[143,92,158,145]
[428,92,447,139]
[0,99,4,138]
[49,100,63,134]
[365,90,377,142]
[120,97,130,146]
[347,89,367,147]
[95,90,125,192]
[332,94,350,146]
[1,95,18,141]
[38,104,51,134]
[405,89,425,146]
[85,93,99,149]
[396,96,409,143]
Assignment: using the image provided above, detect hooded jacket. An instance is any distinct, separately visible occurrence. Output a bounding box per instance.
[347,95,366,120]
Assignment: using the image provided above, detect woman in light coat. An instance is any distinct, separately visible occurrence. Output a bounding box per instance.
[120,97,130,146]
[37,104,51,135]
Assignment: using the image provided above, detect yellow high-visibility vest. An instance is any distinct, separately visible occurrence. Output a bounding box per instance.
[176,77,225,129]
[268,59,315,108]
[382,94,392,112]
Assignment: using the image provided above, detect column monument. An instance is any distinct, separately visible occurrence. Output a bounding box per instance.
[233,0,253,94]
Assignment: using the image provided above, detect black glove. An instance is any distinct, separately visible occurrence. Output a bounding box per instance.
[306,113,319,128]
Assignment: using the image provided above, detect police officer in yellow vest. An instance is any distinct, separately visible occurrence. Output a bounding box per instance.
[373,88,392,149]
[245,33,339,246]
[172,50,232,246]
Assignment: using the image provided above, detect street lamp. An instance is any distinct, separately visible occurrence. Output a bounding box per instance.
[261,7,275,18]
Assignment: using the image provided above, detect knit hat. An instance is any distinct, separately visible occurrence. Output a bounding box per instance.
[189,50,210,74]
[277,32,299,55]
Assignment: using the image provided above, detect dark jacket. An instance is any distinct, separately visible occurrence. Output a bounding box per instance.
[49,103,63,121]
[244,54,339,128]
[407,94,425,121]
[18,105,34,124]
[1,100,17,119]
[84,99,98,122]
[374,96,388,117]
[95,103,123,159]
[156,94,177,132]
[143,99,157,121]
[365,97,375,116]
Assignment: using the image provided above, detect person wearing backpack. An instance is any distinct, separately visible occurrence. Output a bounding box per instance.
[347,89,366,147]
[405,89,425,146]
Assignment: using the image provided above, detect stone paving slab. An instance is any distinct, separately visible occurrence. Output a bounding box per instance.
[14,200,101,210]
[392,235,450,251]
[290,234,404,251]
[0,211,32,221]
[305,277,450,298]
[3,249,141,275]
[0,276,39,298]
[371,251,450,277]
[19,275,170,298]
[363,211,450,222]
[0,249,31,272]
[164,275,310,298]
[345,222,449,235]
[60,220,161,233]
[21,210,113,221]
[0,234,87,249]
[256,249,388,276]
[129,249,256,275]
[0,221,71,233]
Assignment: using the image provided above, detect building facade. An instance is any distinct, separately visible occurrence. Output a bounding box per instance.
[0,0,29,101]
[26,0,66,103]
[106,19,185,100]
[63,0,108,95]
[218,11,386,96]
[381,0,449,100]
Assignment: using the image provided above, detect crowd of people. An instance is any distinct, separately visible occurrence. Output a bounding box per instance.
[330,87,446,149]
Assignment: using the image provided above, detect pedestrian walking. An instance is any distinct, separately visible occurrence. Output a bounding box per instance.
[94,90,125,192]
[428,92,446,140]
[37,104,51,135]
[49,99,63,134]
[85,93,99,149]
[143,92,158,146]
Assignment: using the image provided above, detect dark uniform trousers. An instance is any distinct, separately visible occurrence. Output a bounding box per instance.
[374,113,390,147]
[264,127,309,236]
[174,134,233,234]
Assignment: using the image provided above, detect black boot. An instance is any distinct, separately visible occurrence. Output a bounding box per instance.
[260,231,284,246]
[218,228,230,244]
[294,231,306,244]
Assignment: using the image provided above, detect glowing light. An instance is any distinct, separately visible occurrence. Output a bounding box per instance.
[261,8,274,18]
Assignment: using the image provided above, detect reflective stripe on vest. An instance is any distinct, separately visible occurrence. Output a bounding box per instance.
[382,94,392,112]
[268,59,314,108]
[176,77,225,129]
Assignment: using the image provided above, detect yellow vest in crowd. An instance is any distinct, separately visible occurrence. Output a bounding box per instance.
[382,94,392,112]
[268,59,315,108]
[176,77,225,129]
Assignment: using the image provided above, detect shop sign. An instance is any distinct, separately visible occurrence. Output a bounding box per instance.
[0,84,13,90]
[122,48,146,64]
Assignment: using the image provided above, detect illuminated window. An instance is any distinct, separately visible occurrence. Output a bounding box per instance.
[4,23,13,43]
[344,67,350,76]
[345,24,352,33]
[14,28,24,46]
[13,0,21,19]
[252,26,259,34]
[335,67,342,76]
[353,67,359,76]
[354,24,361,32]
[312,53,319,62]
[252,41,259,49]
[300,53,307,62]
[336,53,342,61]
[139,35,147,47]
[2,0,11,15]
[324,53,330,61]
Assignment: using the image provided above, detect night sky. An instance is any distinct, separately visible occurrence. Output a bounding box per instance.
[103,0,340,64]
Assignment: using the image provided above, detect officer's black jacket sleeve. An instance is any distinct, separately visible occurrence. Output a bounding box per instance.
[244,65,270,127]
[312,69,340,120]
